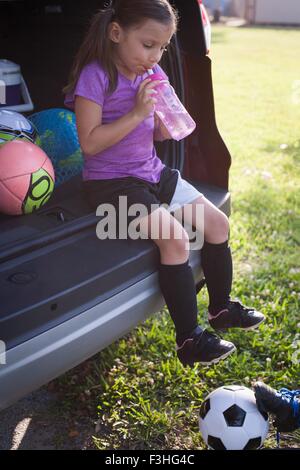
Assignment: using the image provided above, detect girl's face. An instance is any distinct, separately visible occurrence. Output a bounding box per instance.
[109,19,175,79]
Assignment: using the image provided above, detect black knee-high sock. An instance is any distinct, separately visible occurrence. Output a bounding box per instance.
[201,240,233,315]
[158,260,201,345]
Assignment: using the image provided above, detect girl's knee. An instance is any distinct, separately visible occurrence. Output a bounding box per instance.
[159,231,190,264]
[139,208,190,262]
[157,227,190,248]
[155,218,190,253]
[213,213,230,241]
[173,229,190,252]
[219,213,230,237]
[205,211,230,244]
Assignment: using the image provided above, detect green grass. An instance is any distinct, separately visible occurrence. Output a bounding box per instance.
[54,25,300,450]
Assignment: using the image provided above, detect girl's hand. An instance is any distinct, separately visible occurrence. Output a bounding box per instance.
[133,78,160,120]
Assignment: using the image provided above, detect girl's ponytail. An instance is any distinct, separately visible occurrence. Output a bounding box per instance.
[63,0,178,96]
[63,6,117,95]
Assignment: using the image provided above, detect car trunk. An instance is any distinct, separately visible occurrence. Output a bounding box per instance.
[0,0,231,351]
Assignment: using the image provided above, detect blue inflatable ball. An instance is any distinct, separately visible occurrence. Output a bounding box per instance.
[28,108,83,187]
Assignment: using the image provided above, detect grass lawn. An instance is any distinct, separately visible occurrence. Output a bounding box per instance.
[54,25,300,450]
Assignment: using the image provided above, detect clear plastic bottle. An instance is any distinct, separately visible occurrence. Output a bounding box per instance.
[148,70,196,141]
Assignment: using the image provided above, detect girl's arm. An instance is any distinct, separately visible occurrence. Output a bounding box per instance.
[153,114,172,141]
[75,96,144,156]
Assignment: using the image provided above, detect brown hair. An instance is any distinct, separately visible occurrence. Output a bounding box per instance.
[63,0,179,96]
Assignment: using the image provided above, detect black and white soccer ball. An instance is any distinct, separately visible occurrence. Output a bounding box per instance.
[199,385,269,450]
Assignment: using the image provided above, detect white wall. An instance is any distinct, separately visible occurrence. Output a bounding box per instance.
[230,0,246,18]
[255,0,300,25]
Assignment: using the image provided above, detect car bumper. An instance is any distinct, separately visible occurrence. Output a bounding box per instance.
[0,250,203,411]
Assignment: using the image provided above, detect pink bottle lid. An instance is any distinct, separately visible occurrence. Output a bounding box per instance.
[147,72,168,82]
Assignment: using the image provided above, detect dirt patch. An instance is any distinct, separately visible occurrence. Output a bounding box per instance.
[0,386,96,450]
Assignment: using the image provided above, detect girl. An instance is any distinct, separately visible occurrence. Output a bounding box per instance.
[64,0,265,367]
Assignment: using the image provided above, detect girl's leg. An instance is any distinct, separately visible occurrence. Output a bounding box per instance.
[138,206,198,344]
[172,197,265,331]
[137,207,236,366]
[173,195,232,315]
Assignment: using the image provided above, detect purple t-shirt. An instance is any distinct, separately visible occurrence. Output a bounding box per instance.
[64,61,168,183]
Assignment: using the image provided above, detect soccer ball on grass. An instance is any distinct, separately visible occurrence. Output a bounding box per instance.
[199,385,269,450]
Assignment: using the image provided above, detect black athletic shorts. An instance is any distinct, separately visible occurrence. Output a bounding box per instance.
[82,166,180,215]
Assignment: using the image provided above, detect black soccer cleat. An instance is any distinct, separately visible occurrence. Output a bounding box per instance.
[254,381,300,432]
[176,329,236,367]
[209,299,266,333]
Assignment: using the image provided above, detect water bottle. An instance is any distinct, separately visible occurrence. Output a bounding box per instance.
[147,70,196,141]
